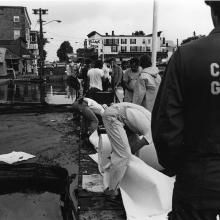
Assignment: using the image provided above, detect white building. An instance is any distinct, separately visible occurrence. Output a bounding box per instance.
[87,30,173,62]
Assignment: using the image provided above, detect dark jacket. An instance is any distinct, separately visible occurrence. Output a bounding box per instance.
[152,28,220,208]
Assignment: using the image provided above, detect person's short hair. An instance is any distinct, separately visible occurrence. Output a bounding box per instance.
[130,57,139,66]
[94,59,103,69]
[205,1,220,17]
[85,58,92,65]
[110,57,116,62]
[139,55,152,69]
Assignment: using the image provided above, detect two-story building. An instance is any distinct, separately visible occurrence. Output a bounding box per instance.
[0,6,33,75]
[87,30,174,63]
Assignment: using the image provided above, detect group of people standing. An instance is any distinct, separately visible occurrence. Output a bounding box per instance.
[122,54,161,112]
[72,53,161,114]
[77,57,123,99]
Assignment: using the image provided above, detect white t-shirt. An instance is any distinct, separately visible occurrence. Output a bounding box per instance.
[87,68,104,91]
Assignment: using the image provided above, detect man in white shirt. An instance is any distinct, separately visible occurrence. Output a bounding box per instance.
[87,60,104,95]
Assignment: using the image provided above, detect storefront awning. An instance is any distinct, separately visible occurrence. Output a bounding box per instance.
[5,48,21,60]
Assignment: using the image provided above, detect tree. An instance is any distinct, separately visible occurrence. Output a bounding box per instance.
[181,34,205,45]
[132,30,145,36]
[57,41,73,62]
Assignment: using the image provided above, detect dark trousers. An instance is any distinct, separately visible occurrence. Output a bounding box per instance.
[168,190,220,220]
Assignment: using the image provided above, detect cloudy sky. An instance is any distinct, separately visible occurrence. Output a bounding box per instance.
[1,0,214,61]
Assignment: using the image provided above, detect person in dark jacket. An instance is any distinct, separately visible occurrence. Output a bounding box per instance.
[152,1,220,219]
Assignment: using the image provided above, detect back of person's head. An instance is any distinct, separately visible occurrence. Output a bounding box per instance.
[94,59,103,69]
[205,1,220,17]
[130,57,139,66]
[110,58,116,66]
[139,55,152,69]
[85,58,92,65]
[110,58,116,62]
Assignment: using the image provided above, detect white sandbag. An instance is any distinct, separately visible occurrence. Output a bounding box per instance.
[126,107,152,144]
[120,155,174,219]
[98,134,112,173]
[89,130,99,151]
[138,143,164,171]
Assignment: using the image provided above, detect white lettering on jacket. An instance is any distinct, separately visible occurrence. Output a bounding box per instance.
[211,63,220,77]
[210,63,220,95]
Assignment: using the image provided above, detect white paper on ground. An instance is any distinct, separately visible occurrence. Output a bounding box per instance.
[82,174,105,192]
[0,151,35,164]
[89,153,109,189]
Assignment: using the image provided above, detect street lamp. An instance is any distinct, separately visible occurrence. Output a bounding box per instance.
[43,20,62,26]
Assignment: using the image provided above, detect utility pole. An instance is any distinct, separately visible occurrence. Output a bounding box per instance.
[151,0,159,68]
[102,40,104,62]
[33,8,48,104]
[33,8,48,81]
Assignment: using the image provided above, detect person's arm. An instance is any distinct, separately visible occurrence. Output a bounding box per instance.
[115,66,123,88]
[132,77,146,105]
[123,70,133,91]
[151,49,184,172]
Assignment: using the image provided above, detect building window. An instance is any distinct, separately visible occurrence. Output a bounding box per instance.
[137,46,142,52]
[13,16,20,22]
[30,34,37,43]
[114,39,119,45]
[146,46,151,51]
[111,46,117,52]
[14,30,20,40]
[130,46,137,52]
[142,39,146,44]
[121,46,127,52]
[148,39,151,45]
[121,39,127,44]
[130,39,136,44]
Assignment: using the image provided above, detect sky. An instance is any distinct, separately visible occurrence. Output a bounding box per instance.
[1,0,214,61]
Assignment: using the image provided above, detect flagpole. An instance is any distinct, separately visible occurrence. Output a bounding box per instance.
[151,0,158,68]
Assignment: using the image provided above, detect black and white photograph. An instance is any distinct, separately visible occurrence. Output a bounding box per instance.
[0,0,219,219]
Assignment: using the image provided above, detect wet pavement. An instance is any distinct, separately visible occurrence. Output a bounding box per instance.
[0,112,80,219]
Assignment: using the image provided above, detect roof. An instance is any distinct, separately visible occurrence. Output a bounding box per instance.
[0,47,20,61]
[5,48,20,59]
[145,31,162,37]
[87,31,163,38]
[87,31,102,38]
